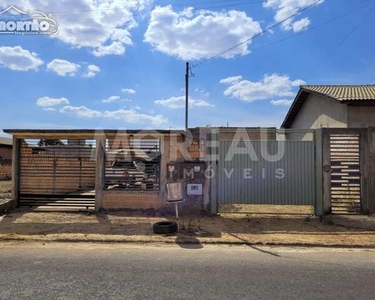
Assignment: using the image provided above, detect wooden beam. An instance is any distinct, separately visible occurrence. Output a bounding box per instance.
[95,138,105,211]
[11,137,20,209]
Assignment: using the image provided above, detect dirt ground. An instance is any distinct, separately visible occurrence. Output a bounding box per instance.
[0,181,11,205]
[0,210,374,247]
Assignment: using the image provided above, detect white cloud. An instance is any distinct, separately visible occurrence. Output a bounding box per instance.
[92,41,126,57]
[219,76,243,84]
[263,0,323,31]
[60,106,102,118]
[103,109,167,125]
[155,96,213,109]
[47,59,81,76]
[292,17,310,32]
[83,64,100,78]
[101,95,129,103]
[59,105,167,125]
[271,99,293,106]
[0,0,152,56]
[43,107,57,111]
[37,96,70,108]
[0,46,43,71]
[144,5,262,60]
[121,88,136,94]
[220,73,305,102]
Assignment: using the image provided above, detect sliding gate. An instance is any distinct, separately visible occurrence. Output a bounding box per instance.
[19,139,96,209]
[217,140,315,211]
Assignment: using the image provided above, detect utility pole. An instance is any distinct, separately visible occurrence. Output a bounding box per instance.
[185,61,189,131]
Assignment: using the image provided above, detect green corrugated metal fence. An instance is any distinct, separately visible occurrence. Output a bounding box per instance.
[218,141,315,207]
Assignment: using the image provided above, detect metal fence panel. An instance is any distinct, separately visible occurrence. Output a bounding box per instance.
[218,141,315,206]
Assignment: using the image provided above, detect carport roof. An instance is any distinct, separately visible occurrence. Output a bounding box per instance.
[3,129,186,138]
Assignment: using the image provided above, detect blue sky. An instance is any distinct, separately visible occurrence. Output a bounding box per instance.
[0,0,375,137]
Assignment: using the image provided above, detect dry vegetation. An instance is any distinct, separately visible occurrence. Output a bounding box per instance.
[0,211,374,247]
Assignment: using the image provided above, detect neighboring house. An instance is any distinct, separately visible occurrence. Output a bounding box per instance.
[0,137,12,180]
[281,85,375,129]
[0,137,12,161]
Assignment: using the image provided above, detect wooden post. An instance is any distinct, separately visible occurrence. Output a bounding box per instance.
[185,62,189,131]
[11,137,20,209]
[95,138,105,211]
[159,136,170,207]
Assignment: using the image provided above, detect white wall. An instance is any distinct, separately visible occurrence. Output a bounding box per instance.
[290,93,348,129]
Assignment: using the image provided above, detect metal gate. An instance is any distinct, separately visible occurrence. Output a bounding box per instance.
[330,134,361,214]
[19,139,96,209]
[217,140,315,210]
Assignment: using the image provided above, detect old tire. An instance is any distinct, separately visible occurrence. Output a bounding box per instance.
[153,221,178,234]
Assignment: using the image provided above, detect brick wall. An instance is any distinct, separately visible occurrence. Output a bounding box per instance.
[218,130,276,141]
[0,146,12,160]
[102,191,160,209]
[0,163,11,180]
[164,131,209,213]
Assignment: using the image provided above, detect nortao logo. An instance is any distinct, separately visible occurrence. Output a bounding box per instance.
[0,5,58,35]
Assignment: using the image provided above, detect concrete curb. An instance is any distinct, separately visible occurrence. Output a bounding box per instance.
[1,236,375,249]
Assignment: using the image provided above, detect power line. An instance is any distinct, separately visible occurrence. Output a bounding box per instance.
[0,1,264,48]
[251,0,375,54]
[305,4,375,79]
[192,0,375,70]
[258,3,375,127]
[192,0,323,68]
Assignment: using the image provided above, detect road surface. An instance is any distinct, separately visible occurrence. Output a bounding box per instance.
[0,242,374,299]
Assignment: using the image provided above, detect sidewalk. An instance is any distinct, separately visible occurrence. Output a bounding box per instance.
[0,209,375,247]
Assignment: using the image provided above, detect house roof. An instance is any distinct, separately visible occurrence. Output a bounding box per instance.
[0,137,12,146]
[301,85,375,101]
[281,85,375,128]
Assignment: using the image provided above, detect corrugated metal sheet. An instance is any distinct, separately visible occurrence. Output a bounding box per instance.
[218,141,315,206]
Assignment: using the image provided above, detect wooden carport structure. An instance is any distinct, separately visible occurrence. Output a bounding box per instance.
[4,129,184,211]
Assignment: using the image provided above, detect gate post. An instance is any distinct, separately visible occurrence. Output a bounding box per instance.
[365,128,375,214]
[95,138,106,212]
[209,129,219,214]
[321,128,331,214]
[11,137,20,209]
[314,129,323,216]
[360,129,369,214]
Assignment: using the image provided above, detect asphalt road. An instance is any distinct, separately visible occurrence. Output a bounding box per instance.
[0,243,375,300]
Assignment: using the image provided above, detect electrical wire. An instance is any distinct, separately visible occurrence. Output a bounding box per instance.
[305,4,375,79]
[0,0,264,48]
[259,4,375,127]
[192,0,323,68]
[190,0,375,70]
